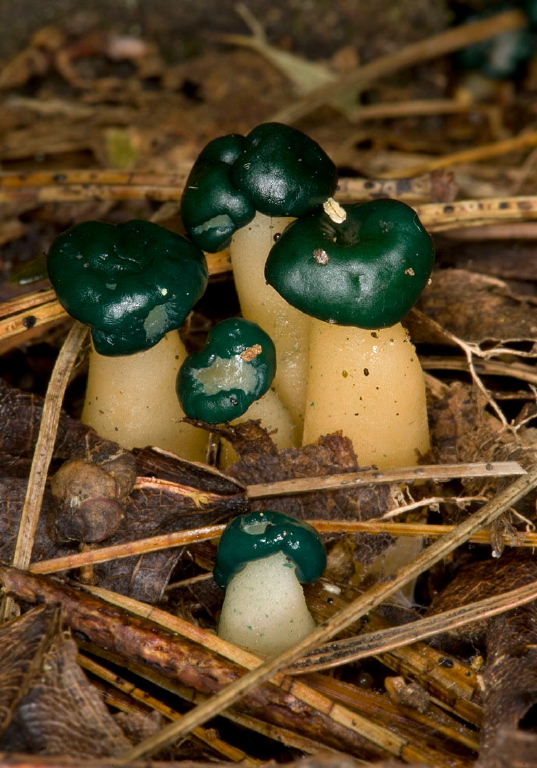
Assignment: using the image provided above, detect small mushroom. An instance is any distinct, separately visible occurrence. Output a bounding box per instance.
[181,122,338,432]
[47,219,208,460]
[176,318,296,457]
[265,198,435,469]
[214,510,326,656]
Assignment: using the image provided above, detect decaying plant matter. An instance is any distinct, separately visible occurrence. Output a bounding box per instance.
[4,4,537,768]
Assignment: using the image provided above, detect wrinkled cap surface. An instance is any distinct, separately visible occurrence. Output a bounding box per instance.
[265,198,434,329]
[181,122,338,252]
[177,317,276,423]
[47,219,208,355]
[214,510,326,588]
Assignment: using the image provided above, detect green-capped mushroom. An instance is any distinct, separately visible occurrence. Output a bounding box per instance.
[265,198,434,469]
[215,510,326,655]
[46,219,209,459]
[181,122,339,436]
[177,317,276,424]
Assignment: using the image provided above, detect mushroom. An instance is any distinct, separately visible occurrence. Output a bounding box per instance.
[214,510,326,656]
[176,317,296,460]
[181,122,338,433]
[47,219,208,460]
[265,198,435,469]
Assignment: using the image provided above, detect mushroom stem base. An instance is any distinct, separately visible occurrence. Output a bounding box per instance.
[218,551,316,656]
[303,321,430,469]
[231,212,310,431]
[82,331,207,461]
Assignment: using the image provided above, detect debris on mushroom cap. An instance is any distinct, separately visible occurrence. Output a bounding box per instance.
[265,198,434,330]
[47,219,208,356]
[177,317,276,424]
[181,122,338,252]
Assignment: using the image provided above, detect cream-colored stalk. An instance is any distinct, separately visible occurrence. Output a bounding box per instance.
[82,331,207,461]
[231,212,310,433]
[302,321,430,469]
[218,550,316,656]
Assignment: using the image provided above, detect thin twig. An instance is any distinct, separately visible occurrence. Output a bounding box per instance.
[29,524,227,575]
[78,654,261,766]
[0,288,58,318]
[0,168,442,205]
[27,516,537,578]
[422,356,537,386]
[246,461,525,499]
[393,131,537,178]
[271,8,526,124]
[121,466,537,760]
[0,296,68,341]
[291,579,537,673]
[417,196,537,231]
[0,321,87,620]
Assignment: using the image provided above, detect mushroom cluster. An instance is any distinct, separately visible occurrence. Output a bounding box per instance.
[181,123,434,469]
[43,122,436,646]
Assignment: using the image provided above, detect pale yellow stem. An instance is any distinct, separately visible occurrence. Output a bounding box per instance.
[82,331,207,461]
[303,321,430,469]
[231,212,310,432]
[218,551,316,656]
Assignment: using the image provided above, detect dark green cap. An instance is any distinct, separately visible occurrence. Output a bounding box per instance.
[177,317,276,424]
[214,510,326,588]
[181,122,338,252]
[265,198,434,329]
[47,220,208,356]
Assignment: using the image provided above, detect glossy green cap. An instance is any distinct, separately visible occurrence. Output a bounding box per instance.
[47,220,208,356]
[181,122,338,252]
[214,510,326,588]
[265,198,434,329]
[177,317,276,424]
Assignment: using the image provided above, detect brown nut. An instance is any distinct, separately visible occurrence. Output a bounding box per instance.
[50,449,136,543]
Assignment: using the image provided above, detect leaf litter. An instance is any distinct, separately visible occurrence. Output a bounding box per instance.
[2,3,537,767]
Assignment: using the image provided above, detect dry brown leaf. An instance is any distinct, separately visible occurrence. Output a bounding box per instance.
[479,600,537,767]
[427,549,537,643]
[0,621,131,756]
[0,605,60,740]
[415,268,537,345]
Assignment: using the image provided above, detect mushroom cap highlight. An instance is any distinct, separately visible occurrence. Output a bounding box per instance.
[176,317,276,424]
[181,122,338,252]
[264,198,434,329]
[47,219,208,356]
[214,510,326,588]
